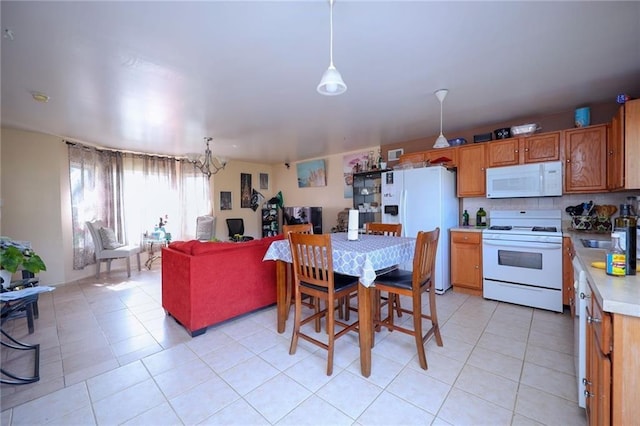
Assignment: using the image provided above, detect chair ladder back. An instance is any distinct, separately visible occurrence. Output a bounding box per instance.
[365,222,402,237]
[289,233,333,291]
[282,223,314,236]
[413,228,440,289]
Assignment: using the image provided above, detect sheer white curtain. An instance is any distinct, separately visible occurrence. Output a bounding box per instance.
[122,155,211,243]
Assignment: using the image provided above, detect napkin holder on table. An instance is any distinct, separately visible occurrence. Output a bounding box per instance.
[348,209,359,241]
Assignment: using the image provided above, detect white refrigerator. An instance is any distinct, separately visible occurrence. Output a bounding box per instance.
[381,166,458,294]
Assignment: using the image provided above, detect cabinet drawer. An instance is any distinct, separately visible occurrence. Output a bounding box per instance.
[591,295,612,355]
[452,231,481,244]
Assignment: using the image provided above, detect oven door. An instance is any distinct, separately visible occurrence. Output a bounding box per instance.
[482,238,563,289]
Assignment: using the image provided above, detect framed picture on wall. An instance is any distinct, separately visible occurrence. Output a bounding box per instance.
[241,173,252,208]
[220,191,232,210]
[296,159,326,188]
[260,173,268,190]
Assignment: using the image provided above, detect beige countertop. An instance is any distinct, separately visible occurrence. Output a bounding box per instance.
[567,229,640,318]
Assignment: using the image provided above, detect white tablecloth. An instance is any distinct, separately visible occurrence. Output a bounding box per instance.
[263,233,416,286]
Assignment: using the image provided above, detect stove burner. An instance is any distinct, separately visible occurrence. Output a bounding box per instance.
[489,226,512,230]
[532,226,557,232]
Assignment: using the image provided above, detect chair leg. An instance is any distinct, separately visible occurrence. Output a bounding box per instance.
[289,290,302,355]
[96,261,101,278]
[413,291,427,370]
[126,257,132,277]
[394,295,403,318]
[285,264,292,321]
[136,253,141,271]
[314,297,321,333]
[326,296,335,376]
[429,284,443,347]
[106,259,112,273]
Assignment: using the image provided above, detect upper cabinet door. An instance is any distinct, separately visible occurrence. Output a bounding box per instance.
[607,106,624,190]
[457,144,486,197]
[487,138,521,167]
[624,99,640,189]
[564,124,608,193]
[523,131,561,163]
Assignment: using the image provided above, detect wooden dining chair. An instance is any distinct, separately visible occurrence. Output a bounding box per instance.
[373,227,443,370]
[344,222,403,321]
[282,223,316,323]
[288,232,359,375]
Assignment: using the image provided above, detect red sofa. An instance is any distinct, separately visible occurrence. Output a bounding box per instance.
[161,235,283,336]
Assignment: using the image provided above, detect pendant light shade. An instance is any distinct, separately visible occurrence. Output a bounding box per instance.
[433,89,450,148]
[317,0,347,96]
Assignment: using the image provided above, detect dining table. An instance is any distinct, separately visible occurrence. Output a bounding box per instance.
[263,232,416,377]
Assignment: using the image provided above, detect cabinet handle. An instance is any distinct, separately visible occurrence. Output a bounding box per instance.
[515,149,519,153]
[609,150,614,155]
[582,378,591,386]
[584,390,594,398]
[525,148,529,152]
[474,265,479,269]
[566,159,571,163]
[587,315,601,324]
[579,292,590,299]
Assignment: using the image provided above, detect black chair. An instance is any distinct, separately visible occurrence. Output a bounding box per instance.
[226,218,254,242]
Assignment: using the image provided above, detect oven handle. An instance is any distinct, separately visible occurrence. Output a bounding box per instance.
[483,239,562,250]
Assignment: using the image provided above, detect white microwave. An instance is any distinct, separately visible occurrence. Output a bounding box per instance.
[486,161,563,198]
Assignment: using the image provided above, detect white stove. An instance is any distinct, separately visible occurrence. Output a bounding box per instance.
[483,209,563,240]
[482,209,564,312]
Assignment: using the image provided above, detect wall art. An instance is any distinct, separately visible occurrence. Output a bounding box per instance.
[220,191,232,210]
[260,173,269,190]
[296,159,326,188]
[240,173,252,208]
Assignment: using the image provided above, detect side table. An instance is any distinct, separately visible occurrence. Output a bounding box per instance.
[143,237,168,270]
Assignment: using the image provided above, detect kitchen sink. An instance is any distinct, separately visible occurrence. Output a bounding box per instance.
[580,239,612,249]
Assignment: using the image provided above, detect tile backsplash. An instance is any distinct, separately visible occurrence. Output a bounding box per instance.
[461,190,640,227]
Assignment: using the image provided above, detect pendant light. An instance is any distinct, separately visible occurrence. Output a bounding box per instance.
[433,89,450,148]
[317,0,347,96]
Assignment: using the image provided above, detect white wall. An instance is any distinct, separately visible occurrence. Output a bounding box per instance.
[210,160,276,239]
[0,127,72,284]
[271,147,380,233]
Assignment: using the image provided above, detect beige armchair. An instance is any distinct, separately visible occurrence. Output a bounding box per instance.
[86,220,141,278]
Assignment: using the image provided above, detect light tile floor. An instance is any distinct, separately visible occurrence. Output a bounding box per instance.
[1,268,586,425]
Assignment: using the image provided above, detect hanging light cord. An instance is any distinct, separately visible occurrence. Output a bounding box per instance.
[329,0,335,67]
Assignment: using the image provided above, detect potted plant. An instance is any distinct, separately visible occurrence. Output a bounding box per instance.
[0,238,47,288]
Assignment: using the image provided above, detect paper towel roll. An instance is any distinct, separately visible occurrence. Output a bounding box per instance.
[348,209,359,241]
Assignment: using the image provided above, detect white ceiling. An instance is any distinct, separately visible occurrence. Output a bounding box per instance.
[2,1,639,164]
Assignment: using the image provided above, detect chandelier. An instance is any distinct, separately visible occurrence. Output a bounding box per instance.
[191,137,227,178]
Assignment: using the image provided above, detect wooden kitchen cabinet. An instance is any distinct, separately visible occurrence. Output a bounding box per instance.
[624,99,640,189]
[522,132,561,163]
[457,144,486,197]
[562,236,575,311]
[607,105,624,190]
[424,147,458,168]
[486,138,521,167]
[564,124,608,193]
[584,282,640,425]
[398,151,425,166]
[486,131,561,168]
[450,230,483,296]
